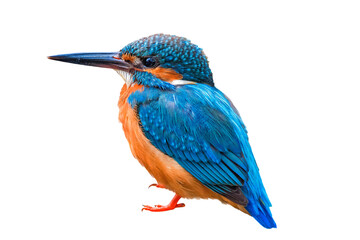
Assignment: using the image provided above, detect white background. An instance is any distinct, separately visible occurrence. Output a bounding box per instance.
[1,0,359,239]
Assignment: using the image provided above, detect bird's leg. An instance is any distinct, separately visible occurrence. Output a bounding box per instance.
[148,183,165,189]
[142,194,185,212]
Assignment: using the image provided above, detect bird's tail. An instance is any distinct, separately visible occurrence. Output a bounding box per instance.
[245,197,277,229]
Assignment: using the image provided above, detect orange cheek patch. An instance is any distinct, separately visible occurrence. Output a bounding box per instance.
[146,67,183,82]
[121,53,137,63]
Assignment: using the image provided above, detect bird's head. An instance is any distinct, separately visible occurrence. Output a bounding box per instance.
[49,34,213,89]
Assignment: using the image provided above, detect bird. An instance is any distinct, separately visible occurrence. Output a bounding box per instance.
[48,34,276,229]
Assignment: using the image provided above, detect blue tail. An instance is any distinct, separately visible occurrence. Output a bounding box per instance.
[245,197,277,229]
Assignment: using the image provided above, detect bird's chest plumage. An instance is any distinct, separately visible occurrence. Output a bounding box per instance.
[118,84,154,168]
[117,84,186,188]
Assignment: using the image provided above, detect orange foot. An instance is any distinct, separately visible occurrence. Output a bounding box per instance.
[142,194,185,212]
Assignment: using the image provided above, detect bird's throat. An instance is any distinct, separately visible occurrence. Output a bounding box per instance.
[116,70,134,86]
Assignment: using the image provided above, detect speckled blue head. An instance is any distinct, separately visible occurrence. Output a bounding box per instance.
[120,34,213,86]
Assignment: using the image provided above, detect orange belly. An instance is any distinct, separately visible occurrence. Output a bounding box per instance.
[117,84,248,213]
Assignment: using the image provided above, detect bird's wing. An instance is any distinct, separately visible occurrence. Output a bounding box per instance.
[134,84,270,207]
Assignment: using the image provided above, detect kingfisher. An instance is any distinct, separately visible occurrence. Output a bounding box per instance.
[48,34,276,229]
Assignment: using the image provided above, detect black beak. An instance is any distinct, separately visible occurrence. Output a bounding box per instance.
[48,52,132,72]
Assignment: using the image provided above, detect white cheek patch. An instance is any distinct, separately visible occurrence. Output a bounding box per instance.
[115,70,134,86]
[170,80,197,85]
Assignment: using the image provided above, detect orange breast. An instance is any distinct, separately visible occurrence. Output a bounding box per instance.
[117,84,248,213]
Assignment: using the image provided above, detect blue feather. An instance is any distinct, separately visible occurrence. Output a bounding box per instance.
[245,197,277,229]
[132,83,276,228]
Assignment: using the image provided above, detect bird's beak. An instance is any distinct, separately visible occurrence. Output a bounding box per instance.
[48,52,132,72]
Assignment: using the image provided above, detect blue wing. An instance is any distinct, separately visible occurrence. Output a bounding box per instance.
[129,83,276,228]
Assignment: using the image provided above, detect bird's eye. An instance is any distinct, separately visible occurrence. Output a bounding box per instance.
[142,57,157,68]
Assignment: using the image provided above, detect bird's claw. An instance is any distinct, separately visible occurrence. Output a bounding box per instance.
[148,183,165,189]
[141,203,185,212]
